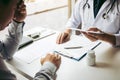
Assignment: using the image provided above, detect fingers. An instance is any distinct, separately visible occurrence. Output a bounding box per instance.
[41,53,61,69]
[60,33,65,43]
[57,55,61,60]
[87,33,98,37]
[87,27,99,32]
[17,2,26,13]
[58,33,63,44]
[54,53,61,60]
[88,32,106,41]
[64,34,70,43]
[50,53,61,60]
[40,58,44,65]
[87,32,115,45]
[41,53,61,63]
[82,28,104,41]
[14,1,27,22]
[19,5,26,11]
[57,33,65,44]
[56,33,61,44]
[82,32,98,41]
[53,54,61,69]
[56,32,70,44]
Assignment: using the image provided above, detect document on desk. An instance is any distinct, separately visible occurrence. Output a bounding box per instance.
[14,33,101,63]
[54,35,101,61]
[14,27,57,64]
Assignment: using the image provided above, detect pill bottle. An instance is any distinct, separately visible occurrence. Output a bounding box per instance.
[86,50,96,66]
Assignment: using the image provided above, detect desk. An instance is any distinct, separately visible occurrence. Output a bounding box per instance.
[6,33,120,80]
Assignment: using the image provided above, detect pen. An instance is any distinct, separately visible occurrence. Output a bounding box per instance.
[64,46,83,49]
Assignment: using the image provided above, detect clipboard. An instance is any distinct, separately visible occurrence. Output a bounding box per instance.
[54,35,101,61]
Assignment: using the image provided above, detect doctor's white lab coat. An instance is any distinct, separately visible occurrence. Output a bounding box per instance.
[66,0,120,47]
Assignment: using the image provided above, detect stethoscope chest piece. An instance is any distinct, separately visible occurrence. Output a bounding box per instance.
[102,13,109,19]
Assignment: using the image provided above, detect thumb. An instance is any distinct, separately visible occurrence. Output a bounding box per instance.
[88,27,99,32]
[40,58,44,65]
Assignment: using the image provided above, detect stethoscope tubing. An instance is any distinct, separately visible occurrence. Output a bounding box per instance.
[83,0,117,19]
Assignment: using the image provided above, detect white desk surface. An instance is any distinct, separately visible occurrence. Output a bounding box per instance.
[6,33,120,80]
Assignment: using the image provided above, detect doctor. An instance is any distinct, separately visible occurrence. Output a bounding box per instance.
[56,0,120,47]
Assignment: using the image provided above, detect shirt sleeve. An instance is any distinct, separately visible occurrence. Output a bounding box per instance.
[34,62,57,80]
[0,20,24,60]
[114,3,120,47]
[114,33,120,47]
[65,0,82,29]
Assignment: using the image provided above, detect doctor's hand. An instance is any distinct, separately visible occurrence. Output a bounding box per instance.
[81,27,102,41]
[41,53,61,70]
[56,29,71,44]
[14,0,27,23]
[82,27,116,45]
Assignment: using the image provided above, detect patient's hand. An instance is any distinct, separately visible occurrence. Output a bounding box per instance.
[14,0,27,22]
[41,53,61,70]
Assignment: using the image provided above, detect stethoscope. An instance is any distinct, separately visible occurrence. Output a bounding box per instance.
[83,0,117,19]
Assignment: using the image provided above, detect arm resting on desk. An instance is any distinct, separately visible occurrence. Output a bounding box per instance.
[0,21,24,60]
[34,62,57,80]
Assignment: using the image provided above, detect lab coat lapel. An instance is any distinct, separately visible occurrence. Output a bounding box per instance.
[93,0,111,24]
[82,0,94,28]
[90,0,94,25]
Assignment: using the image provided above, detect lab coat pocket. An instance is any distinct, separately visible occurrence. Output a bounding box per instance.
[108,12,120,33]
[100,12,120,33]
[110,12,120,23]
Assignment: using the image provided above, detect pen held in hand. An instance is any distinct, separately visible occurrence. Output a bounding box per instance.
[64,46,83,49]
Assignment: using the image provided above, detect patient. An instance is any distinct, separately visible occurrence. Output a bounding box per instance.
[0,0,61,80]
